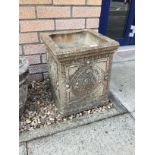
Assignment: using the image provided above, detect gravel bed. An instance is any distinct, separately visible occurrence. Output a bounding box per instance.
[19,79,113,132]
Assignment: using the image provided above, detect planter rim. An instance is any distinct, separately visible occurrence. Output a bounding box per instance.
[41,29,119,61]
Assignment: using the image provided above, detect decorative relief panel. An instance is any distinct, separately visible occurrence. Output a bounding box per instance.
[65,58,109,102]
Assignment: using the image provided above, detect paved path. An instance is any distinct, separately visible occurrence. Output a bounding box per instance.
[27,114,134,155]
[110,51,135,117]
[20,50,135,155]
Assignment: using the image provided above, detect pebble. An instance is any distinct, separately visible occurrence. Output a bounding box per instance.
[107,105,111,109]
[19,79,113,132]
[26,119,31,124]
[87,110,91,114]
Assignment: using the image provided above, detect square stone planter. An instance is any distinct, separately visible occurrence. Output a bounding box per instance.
[42,29,119,116]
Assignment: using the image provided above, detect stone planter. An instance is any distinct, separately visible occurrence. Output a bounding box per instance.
[19,56,29,116]
[42,29,119,116]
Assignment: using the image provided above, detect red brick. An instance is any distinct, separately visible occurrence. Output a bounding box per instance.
[19,0,52,4]
[19,33,39,44]
[56,19,85,30]
[20,20,54,32]
[25,55,41,65]
[39,32,51,43]
[73,7,101,17]
[37,6,70,18]
[19,7,36,19]
[86,18,99,28]
[41,54,47,63]
[53,0,85,5]
[23,44,47,55]
[29,64,48,74]
[19,45,23,55]
[28,73,43,82]
[87,0,102,5]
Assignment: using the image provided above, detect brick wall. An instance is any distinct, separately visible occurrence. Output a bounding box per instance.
[19,0,102,81]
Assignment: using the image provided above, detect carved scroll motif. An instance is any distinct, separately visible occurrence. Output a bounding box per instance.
[69,64,105,97]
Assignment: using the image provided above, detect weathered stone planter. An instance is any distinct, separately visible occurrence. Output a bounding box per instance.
[42,29,119,116]
[19,56,29,116]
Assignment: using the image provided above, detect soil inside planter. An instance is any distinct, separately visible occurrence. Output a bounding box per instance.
[19,78,113,132]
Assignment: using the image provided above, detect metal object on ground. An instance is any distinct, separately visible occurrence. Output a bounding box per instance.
[42,29,119,116]
[19,56,29,116]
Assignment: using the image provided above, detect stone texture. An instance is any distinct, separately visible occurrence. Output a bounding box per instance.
[37,6,70,18]
[110,60,135,113]
[19,143,27,155]
[27,114,134,155]
[41,29,119,116]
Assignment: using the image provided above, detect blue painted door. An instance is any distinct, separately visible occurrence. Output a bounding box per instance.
[99,0,135,46]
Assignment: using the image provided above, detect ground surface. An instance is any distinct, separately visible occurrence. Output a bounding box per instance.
[19,79,113,132]
[19,49,135,155]
[27,114,134,155]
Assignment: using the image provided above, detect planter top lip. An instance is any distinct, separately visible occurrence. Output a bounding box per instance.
[41,29,119,61]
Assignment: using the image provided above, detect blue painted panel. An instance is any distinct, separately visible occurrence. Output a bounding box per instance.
[99,0,135,46]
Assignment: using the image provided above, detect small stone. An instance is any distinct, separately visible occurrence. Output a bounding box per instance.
[99,107,102,111]
[101,108,105,112]
[63,118,67,122]
[86,60,90,64]
[66,84,69,88]
[26,119,31,124]
[88,110,91,114]
[49,118,54,121]
[107,105,111,109]
[69,115,73,120]
[46,121,51,125]
[105,131,108,134]
[29,127,34,131]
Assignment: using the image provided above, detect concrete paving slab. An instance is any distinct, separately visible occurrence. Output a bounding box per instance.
[131,111,135,118]
[27,113,134,155]
[110,61,135,113]
[112,50,135,63]
[19,143,27,155]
